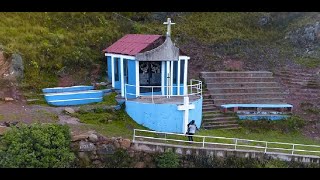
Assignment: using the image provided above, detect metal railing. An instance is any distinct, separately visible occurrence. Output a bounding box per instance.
[133,129,320,157]
[190,79,203,97]
[125,79,202,103]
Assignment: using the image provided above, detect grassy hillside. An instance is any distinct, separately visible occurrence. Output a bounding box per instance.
[0,12,122,92]
[0,12,319,93]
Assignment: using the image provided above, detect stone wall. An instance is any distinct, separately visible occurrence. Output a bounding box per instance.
[71,131,320,168]
[70,131,156,168]
[133,141,320,164]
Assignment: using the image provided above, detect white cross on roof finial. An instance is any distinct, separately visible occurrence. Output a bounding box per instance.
[163,18,175,37]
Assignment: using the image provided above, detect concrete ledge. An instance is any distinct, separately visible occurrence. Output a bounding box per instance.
[133,141,320,164]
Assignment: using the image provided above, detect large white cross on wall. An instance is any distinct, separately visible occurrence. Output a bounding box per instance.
[177,96,195,133]
[163,18,175,37]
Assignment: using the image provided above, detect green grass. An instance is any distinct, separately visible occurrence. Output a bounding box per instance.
[295,56,320,68]
[74,109,147,139]
[175,12,282,44]
[198,128,319,145]
[1,12,316,94]
[97,92,118,106]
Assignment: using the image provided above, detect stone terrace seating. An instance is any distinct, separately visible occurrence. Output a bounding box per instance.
[220,103,293,120]
[220,103,293,113]
[200,71,293,122]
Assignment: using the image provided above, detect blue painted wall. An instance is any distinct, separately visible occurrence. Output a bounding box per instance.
[42,86,94,93]
[114,57,121,89]
[107,56,111,82]
[107,56,188,98]
[126,59,137,99]
[172,84,185,95]
[106,55,136,94]
[238,115,289,121]
[126,97,203,133]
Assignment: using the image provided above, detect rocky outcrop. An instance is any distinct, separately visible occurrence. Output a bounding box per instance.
[71,131,143,167]
[70,131,159,168]
[286,22,320,48]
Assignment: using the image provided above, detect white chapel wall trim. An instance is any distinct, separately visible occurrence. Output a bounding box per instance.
[181,56,190,95]
[135,61,140,97]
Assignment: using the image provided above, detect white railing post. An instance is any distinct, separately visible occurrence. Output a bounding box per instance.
[292,144,295,155]
[235,138,238,150]
[265,142,268,153]
[201,82,203,96]
[202,137,205,148]
[190,80,193,95]
[133,129,136,142]
[124,84,127,100]
[151,86,154,103]
[132,129,320,157]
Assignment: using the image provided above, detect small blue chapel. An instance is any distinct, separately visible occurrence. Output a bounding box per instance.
[103,18,203,133]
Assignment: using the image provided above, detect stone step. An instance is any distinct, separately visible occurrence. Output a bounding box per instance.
[203,99,214,103]
[202,113,227,118]
[275,71,316,77]
[202,124,239,129]
[289,96,320,101]
[280,77,319,83]
[289,92,319,97]
[203,77,276,83]
[211,92,287,99]
[207,87,284,94]
[202,105,216,111]
[287,88,320,93]
[285,82,320,88]
[202,111,222,118]
[203,104,215,108]
[278,75,318,82]
[213,98,286,105]
[206,82,280,88]
[285,84,320,89]
[202,115,237,120]
[202,110,222,115]
[201,71,273,78]
[203,101,215,105]
[202,120,238,125]
[203,103,215,107]
[203,108,217,112]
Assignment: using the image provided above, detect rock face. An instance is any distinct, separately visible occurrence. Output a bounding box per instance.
[88,134,98,142]
[58,115,80,125]
[9,53,24,79]
[71,131,139,167]
[4,97,14,101]
[286,21,320,48]
[64,107,75,114]
[119,138,131,149]
[134,162,146,168]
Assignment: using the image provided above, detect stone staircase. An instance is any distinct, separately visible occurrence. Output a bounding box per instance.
[200,71,289,129]
[201,89,239,130]
[201,71,288,105]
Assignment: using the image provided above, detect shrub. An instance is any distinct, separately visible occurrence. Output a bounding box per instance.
[0,123,75,168]
[239,116,305,133]
[285,116,305,132]
[155,151,180,168]
[103,149,132,168]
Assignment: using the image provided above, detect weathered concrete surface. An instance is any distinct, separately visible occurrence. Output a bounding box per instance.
[136,37,179,61]
[132,141,320,164]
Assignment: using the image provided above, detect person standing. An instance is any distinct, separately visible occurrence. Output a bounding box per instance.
[186,120,199,141]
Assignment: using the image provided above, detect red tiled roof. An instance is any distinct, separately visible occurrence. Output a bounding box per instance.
[103,34,163,56]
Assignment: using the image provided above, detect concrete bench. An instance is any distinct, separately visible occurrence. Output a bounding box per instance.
[220,103,293,113]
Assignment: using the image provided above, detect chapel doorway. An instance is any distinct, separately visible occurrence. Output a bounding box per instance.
[139,61,161,93]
